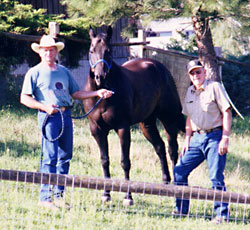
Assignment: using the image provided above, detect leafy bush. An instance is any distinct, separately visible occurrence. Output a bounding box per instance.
[0,0,93,106]
[0,0,90,36]
[0,0,91,72]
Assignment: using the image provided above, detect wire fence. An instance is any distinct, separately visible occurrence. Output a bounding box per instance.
[0,169,249,229]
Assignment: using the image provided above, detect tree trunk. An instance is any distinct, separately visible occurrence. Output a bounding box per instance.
[192,12,220,81]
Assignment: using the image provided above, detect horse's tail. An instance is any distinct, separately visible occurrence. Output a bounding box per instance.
[162,65,186,133]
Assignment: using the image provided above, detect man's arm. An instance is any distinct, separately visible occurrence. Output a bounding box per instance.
[20,94,57,115]
[218,108,232,155]
[72,89,113,100]
[181,116,193,157]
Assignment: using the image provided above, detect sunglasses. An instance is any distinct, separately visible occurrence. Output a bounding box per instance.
[190,69,202,76]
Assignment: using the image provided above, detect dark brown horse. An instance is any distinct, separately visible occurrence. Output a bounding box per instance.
[83,27,185,205]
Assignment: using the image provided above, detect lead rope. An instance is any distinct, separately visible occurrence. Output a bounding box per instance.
[42,97,104,142]
[42,108,64,142]
[71,96,103,119]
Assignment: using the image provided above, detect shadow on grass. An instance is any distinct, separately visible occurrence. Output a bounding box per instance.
[0,104,37,117]
[93,201,250,225]
[0,140,40,158]
[231,116,250,135]
[226,153,250,179]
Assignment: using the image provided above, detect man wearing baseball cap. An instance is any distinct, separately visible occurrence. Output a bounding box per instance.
[173,59,232,224]
[20,35,113,210]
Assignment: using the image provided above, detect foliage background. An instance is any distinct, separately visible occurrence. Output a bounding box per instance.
[0,0,91,73]
[0,1,250,227]
[1,0,250,117]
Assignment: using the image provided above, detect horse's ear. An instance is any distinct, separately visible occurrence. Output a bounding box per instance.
[107,26,112,41]
[89,26,95,39]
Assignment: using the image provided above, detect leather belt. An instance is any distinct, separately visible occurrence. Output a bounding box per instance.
[39,106,71,113]
[195,126,222,134]
[60,106,71,112]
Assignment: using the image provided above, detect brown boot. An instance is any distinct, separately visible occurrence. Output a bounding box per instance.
[38,201,60,211]
[54,199,72,210]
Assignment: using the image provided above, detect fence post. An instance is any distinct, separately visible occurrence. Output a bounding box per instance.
[49,22,60,63]
[137,29,146,58]
[49,22,59,38]
[214,46,223,81]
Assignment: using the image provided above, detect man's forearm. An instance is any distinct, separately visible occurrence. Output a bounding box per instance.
[222,108,232,137]
[20,94,46,111]
[72,90,98,100]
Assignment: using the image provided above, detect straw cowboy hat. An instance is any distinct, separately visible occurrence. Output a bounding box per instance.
[31,35,65,53]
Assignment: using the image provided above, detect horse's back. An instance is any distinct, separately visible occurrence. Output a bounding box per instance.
[122,58,174,88]
[122,58,179,102]
[120,58,183,123]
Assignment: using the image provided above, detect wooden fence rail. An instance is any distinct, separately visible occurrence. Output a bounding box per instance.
[2,32,250,68]
[0,169,249,205]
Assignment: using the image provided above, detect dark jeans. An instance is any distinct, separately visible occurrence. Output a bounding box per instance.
[38,109,73,202]
[174,130,229,218]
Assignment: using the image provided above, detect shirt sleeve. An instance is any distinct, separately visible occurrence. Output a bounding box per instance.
[213,82,231,112]
[21,68,37,96]
[182,86,193,116]
[64,67,80,95]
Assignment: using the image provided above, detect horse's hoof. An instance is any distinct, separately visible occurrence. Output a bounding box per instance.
[101,195,111,203]
[123,198,133,206]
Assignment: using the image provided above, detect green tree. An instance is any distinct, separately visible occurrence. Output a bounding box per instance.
[62,0,250,81]
[211,19,250,57]
[0,0,93,73]
[0,0,91,106]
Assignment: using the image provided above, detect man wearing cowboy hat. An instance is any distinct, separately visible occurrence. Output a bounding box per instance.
[20,35,113,210]
[172,59,232,224]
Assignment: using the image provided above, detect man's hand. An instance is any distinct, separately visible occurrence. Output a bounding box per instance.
[180,135,191,157]
[97,89,114,99]
[42,104,59,115]
[218,137,229,155]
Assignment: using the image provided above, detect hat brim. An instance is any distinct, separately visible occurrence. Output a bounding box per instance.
[31,42,65,53]
[188,65,203,73]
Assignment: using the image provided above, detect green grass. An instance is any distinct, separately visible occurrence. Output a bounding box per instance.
[0,106,250,229]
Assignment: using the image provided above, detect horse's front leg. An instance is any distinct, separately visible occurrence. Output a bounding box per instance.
[116,127,133,206]
[90,124,111,202]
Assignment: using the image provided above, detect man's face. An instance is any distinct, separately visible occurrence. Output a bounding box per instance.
[189,67,206,89]
[39,46,58,64]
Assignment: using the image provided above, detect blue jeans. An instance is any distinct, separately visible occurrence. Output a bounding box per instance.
[38,109,73,202]
[174,130,229,218]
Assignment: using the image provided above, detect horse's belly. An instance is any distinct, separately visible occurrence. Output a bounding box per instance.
[101,111,132,128]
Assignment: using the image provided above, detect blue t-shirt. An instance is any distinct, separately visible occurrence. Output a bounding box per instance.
[21,63,80,107]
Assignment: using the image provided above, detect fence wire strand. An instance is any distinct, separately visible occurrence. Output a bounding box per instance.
[0,169,250,229]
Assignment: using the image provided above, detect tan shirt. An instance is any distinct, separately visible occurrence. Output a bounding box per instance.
[182,80,230,131]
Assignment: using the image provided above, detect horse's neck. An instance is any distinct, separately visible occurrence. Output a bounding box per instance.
[87,76,97,90]
[110,61,123,76]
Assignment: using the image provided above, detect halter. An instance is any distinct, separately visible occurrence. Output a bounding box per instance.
[89,53,112,72]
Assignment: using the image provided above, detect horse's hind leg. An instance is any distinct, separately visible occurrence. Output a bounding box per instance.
[160,119,179,171]
[139,119,171,183]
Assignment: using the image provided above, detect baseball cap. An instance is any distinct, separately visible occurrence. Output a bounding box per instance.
[186,59,203,73]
